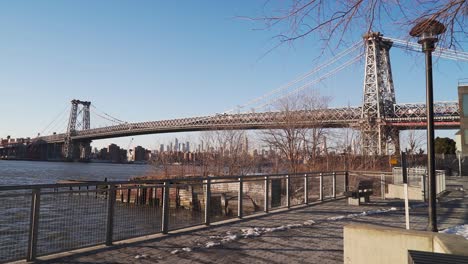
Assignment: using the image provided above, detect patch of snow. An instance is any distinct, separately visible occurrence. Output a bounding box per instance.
[134,254,148,259]
[440,224,468,240]
[241,228,262,238]
[221,234,239,243]
[286,223,303,228]
[205,241,221,248]
[328,216,346,221]
[327,207,397,221]
[239,222,314,238]
[168,206,401,256]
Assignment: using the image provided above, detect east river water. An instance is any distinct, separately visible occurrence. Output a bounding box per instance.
[0,160,155,185]
[0,160,206,262]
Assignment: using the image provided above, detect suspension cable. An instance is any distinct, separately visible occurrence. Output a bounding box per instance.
[91,108,125,125]
[385,37,468,62]
[223,41,364,114]
[91,105,126,124]
[254,52,364,110]
[39,104,69,136]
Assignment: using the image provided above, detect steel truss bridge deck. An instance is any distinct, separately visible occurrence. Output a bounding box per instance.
[35,101,459,143]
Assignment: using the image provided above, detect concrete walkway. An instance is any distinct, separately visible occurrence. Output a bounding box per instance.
[37,191,467,264]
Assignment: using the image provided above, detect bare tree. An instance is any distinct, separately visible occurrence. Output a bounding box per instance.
[249,1,466,48]
[404,129,426,155]
[214,130,253,175]
[261,92,331,173]
[301,93,331,166]
[199,131,218,176]
[198,130,256,176]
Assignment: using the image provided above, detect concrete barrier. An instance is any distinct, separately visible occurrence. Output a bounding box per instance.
[344,224,468,264]
[386,184,424,200]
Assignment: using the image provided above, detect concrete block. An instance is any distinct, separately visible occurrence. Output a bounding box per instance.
[344,224,433,264]
[386,184,424,201]
[348,197,360,206]
[344,223,468,264]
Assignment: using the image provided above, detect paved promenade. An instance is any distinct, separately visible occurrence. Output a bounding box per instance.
[37,191,467,264]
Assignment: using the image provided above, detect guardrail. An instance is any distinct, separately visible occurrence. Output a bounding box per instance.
[347,171,394,200]
[392,167,446,197]
[0,171,347,263]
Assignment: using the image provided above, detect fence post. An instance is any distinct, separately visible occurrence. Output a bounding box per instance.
[27,188,41,262]
[381,174,386,200]
[264,176,269,213]
[319,173,323,201]
[332,172,336,199]
[344,171,349,192]
[422,173,427,202]
[286,174,290,208]
[127,188,131,203]
[304,174,309,204]
[238,177,243,218]
[205,178,211,225]
[105,184,116,246]
[162,181,170,234]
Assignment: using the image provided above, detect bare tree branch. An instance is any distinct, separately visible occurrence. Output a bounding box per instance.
[248,0,467,49]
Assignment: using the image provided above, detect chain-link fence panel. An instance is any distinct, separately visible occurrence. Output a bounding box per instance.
[36,187,107,256]
[113,185,163,241]
[0,190,31,263]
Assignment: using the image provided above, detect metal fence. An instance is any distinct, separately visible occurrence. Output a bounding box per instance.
[0,171,346,263]
[392,167,446,196]
[347,171,394,199]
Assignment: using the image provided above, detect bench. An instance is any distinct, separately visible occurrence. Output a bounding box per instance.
[344,180,374,205]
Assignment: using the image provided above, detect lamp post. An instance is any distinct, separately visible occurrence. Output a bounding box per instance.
[410,19,446,232]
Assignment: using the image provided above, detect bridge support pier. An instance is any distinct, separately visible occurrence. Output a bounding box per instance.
[61,140,91,162]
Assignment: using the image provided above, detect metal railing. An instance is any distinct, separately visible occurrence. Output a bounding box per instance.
[0,171,346,263]
[392,167,446,197]
[347,171,394,199]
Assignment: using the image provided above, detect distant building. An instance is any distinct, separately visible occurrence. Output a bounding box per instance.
[108,144,121,163]
[133,146,147,161]
[99,148,108,160]
[119,149,127,163]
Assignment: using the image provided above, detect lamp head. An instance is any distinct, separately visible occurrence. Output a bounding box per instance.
[409,19,446,51]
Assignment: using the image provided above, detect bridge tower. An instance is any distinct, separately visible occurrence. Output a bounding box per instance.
[64,99,91,160]
[360,32,399,155]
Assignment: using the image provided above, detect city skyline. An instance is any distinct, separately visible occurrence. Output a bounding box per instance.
[0,1,466,149]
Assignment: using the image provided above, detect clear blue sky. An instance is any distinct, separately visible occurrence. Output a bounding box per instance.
[0,1,466,150]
